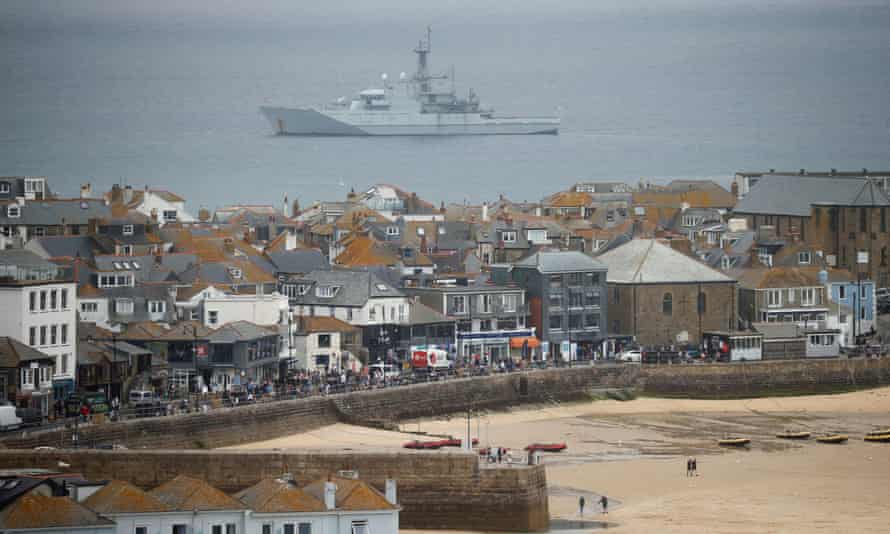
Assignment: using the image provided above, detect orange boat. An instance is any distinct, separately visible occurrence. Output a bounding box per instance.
[524,443,567,452]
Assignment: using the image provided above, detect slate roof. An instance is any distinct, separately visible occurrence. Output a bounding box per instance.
[290,270,404,307]
[302,477,396,511]
[83,480,174,514]
[735,266,847,289]
[0,494,115,530]
[0,249,60,270]
[734,175,890,216]
[407,302,452,325]
[28,235,105,259]
[149,475,246,512]
[0,198,111,226]
[513,250,607,273]
[266,249,329,274]
[596,239,734,284]
[208,321,278,343]
[235,478,327,513]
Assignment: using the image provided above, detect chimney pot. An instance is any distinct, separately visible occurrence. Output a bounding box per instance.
[385,479,397,505]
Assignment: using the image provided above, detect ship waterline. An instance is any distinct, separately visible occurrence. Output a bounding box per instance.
[260,29,559,137]
[260,106,559,136]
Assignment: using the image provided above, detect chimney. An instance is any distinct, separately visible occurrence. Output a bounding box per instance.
[80,184,92,199]
[830,168,837,176]
[439,201,446,214]
[799,168,806,176]
[862,168,869,176]
[481,203,489,222]
[123,185,134,204]
[324,479,337,510]
[110,184,123,204]
[283,194,288,218]
[385,479,397,505]
[730,181,739,198]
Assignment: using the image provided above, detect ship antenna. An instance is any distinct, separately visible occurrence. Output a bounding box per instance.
[427,25,431,52]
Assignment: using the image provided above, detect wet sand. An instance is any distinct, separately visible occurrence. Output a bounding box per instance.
[228,387,890,533]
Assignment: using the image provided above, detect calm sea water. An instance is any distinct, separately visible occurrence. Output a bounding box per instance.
[1,0,889,209]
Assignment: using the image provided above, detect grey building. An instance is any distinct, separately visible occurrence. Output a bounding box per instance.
[495,251,608,360]
[406,277,531,364]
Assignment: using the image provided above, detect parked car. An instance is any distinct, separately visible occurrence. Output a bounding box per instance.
[0,405,23,431]
[368,363,401,381]
[128,390,164,417]
[618,349,642,363]
[15,407,43,427]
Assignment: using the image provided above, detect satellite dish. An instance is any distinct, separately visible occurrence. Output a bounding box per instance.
[381,72,388,81]
[399,71,407,80]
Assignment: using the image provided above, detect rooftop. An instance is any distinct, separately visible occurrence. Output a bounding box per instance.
[149,475,246,512]
[596,239,734,284]
[0,494,115,530]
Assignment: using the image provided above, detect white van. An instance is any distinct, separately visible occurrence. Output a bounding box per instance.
[0,405,23,432]
[618,349,642,363]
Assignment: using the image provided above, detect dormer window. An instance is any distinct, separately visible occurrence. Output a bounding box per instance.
[0,183,9,194]
[798,251,811,265]
[316,285,340,298]
[501,230,517,243]
[297,284,311,295]
[7,205,20,218]
[123,224,134,236]
[386,226,399,236]
[376,283,389,291]
[721,256,732,270]
[229,268,243,279]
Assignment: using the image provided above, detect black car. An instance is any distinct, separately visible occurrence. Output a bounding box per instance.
[15,407,43,427]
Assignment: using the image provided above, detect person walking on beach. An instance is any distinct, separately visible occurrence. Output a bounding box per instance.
[578,496,585,516]
[692,457,698,476]
[599,494,609,515]
[686,457,692,477]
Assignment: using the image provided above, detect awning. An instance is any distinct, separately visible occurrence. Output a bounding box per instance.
[510,337,541,349]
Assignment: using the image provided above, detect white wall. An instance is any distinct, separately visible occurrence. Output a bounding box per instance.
[203,294,289,328]
[0,282,78,382]
[133,192,195,226]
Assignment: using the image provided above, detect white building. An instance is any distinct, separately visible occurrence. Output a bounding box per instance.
[0,250,77,399]
[106,185,195,226]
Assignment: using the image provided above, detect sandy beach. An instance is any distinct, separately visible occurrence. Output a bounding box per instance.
[228,387,890,533]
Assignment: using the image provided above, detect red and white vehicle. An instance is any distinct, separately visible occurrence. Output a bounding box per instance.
[411,348,453,370]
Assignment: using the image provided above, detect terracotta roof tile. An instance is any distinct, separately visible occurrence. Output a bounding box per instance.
[298,316,359,334]
[0,494,115,529]
[546,191,594,207]
[149,475,245,512]
[235,478,327,513]
[335,234,399,267]
[84,480,174,514]
[302,477,396,512]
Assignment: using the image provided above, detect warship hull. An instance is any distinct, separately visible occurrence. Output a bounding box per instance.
[261,106,559,136]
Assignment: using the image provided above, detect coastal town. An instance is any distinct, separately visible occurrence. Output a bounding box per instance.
[1,169,889,533]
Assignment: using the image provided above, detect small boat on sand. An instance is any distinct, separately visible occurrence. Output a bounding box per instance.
[816,434,848,444]
[776,430,811,440]
[402,440,442,450]
[864,433,890,443]
[865,429,890,437]
[718,437,750,447]
[524,443,567,452]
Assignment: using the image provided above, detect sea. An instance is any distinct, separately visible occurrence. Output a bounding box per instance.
[1,0,889,209]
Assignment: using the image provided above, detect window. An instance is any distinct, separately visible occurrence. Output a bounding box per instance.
[149,300,166,314]
[262,525,273,534]
[838,285,846,299]
[213,528,224,534]
[502,294,517,312]
[60,353,68,374]
[284,526,295,534]
[479,319,492,331]
[585,313,599,328]
[122,224,134,235]
[0,182,8,194]
[298,524,311,534]
[569,314,582,329]
[798,251,811,265]
[549,314,562,330]
[61,289,68,309]
[861,285,868,298]
[662,293,673,315]
[351,521,369,534]
[135,528,150,534]
[29,327,36,346]
[347,308,354,321]
[548,293,562,309]
[767,289,782,307]
[501,230,517,243]
[613,286,620,304]
[860,207,868,232]
[369,306,376,321]
[479,294,492,313]
[40,326,47,346]
[6,205,19,218]
[584,291,600,307]
[50,289,58,310]
[316,285,339,298]
[172,527,188,534]
[32,227,46,237]
[207,310,219,325]
[81,302,98,313]
[318,334,331,348]
[386,226,399,236]
[549,275,562,288]
[50,325,57,345]
[120,245,132,256]
[800,288,815,306]
[585,272,600,285]
[29,291,36,312]
[698,292,707,314]
[40,290,47,311]
[116,299,134,314]
[163,210,177,222]
[61,324,68,345]
[450,295,467,314]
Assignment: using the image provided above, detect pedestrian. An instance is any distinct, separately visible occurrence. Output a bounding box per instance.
[686,457,692,477]
[692,457,698,476]
[579,496,585,516]
[79,403,89,423]
[599,494,608,515]
[497,447,503,464]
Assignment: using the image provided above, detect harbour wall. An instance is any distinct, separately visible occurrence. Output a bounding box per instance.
[0,449,550,532]
[3,359,890,451]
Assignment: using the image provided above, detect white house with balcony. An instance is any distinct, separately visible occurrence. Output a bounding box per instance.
[0,250,77,399]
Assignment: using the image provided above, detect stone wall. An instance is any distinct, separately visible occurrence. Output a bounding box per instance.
[0,449,549,533]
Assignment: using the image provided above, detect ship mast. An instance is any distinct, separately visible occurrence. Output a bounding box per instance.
[414,26,432,95]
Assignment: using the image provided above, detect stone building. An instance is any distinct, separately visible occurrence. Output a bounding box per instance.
[733,173,890,288]
[596,239,737,346]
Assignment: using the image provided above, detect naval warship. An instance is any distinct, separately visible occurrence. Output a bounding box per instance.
[260,30,560,136]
